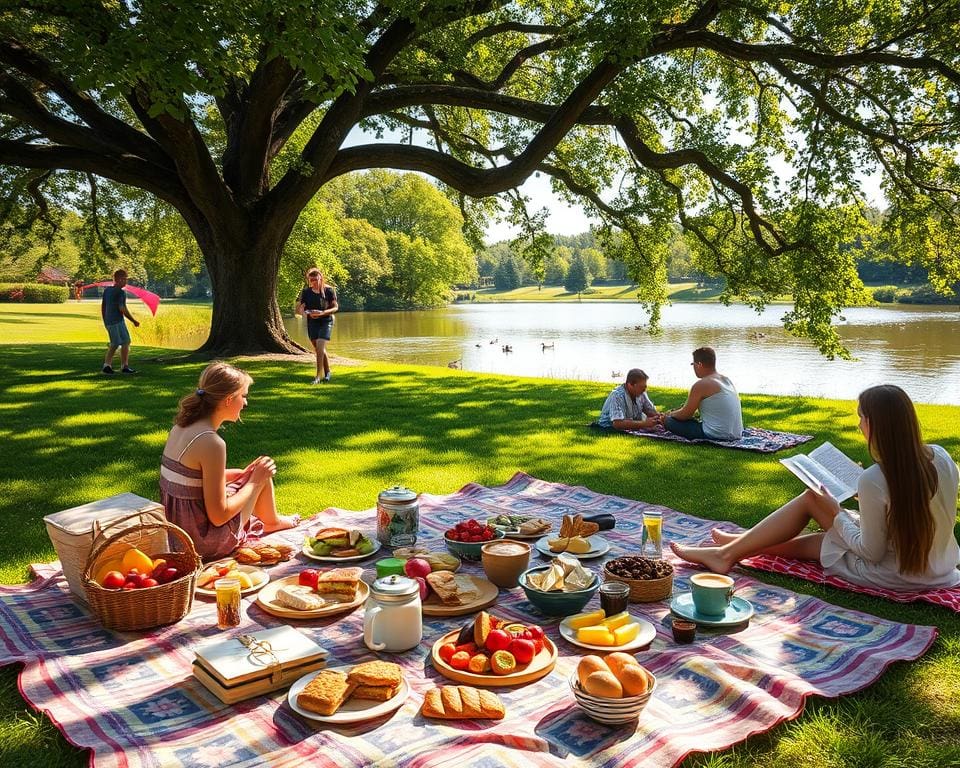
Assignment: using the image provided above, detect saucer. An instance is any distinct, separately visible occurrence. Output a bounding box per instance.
[669,591,754,627]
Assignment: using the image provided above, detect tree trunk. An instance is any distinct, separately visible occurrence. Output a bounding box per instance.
[197,235,304,356]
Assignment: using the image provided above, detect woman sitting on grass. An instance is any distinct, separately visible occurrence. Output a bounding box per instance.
[671,385,960,591]
[160,362,298,561]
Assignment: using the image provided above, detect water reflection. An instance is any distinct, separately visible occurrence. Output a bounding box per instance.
[287,303,960,405]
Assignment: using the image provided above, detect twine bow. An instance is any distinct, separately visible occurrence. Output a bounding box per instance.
[238,634,283,684]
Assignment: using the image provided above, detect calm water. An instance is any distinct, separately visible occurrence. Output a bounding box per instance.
[288,302,960,404]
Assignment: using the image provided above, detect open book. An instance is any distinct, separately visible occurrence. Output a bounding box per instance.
[779,441,864,502]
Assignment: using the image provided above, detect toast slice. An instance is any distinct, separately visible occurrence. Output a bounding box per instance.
[297,671,356,716]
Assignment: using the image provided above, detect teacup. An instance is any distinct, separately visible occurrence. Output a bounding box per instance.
[481,541,531,588]
[690,573,735,616]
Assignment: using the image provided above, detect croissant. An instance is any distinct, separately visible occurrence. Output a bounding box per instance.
[421,686,505,720]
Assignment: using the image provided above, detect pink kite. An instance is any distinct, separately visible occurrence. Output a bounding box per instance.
[81,281,161,316]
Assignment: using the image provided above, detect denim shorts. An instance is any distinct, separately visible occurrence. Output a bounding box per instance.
[308,319,333,341]
[106,321,131,346]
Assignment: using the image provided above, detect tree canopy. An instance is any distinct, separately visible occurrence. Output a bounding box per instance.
[1,0,958,355]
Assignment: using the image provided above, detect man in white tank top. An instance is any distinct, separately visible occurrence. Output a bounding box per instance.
[663,347,743,441]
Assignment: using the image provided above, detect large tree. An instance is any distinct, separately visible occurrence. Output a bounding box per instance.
[1,1,958,355]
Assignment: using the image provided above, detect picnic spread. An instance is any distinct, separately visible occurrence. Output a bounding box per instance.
[590,422,814,453]
[0,473,941,768]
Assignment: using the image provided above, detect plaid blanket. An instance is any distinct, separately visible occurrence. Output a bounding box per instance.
[0,473,935,768]
[591,422,813,453]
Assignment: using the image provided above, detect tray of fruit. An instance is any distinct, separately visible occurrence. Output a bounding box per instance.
[303,528,381,561]
[559,608,656,652]
[431,611,556,687]
[195,560,269,596]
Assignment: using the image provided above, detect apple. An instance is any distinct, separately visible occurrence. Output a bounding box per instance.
[141,577,159,588]
[299,569,320,590]
[102,571,125,590]
[156,567,179,584]
[508,638,536,665]
[484,628,512,652]
[404,558,432,579]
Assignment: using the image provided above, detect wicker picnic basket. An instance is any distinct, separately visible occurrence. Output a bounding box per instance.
[82,511,202,631]
[603,561,674,603]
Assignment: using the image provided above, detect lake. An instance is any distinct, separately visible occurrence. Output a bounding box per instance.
[287,302,960,405]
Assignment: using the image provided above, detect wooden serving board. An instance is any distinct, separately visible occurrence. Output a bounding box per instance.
[255,575,368,620]
[421,575,498,617]
[430,629,557,687]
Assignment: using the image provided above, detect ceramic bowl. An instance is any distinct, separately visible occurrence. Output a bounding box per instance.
[444,529,505,562]
[568,670,657,724]
[518,566,599,616]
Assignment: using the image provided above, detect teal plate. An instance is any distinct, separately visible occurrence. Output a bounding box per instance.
[670,591,755,627]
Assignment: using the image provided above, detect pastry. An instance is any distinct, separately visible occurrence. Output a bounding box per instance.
[352,684,400,701]
[297,670,356,716]
[421,686,505,720]
[425,572,479,605]
[234,547,261,565]
[518,517,551,536]
[315,567,363,598]
[347,660,403,688]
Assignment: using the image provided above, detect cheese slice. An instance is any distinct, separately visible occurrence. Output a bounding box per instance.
[276,585,327,611]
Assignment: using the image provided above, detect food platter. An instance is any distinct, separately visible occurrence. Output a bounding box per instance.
[301,539,382,562]
[421,575,499,617]
[487,515,552,540]
[558,616,657,652]
[255,575,369,620]
[535,535,610,560]
[195,564,269,597]
[287,665,410,724]
[430,629,557,687]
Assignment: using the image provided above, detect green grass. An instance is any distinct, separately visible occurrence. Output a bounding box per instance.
[1,304,959,767]
[470,282,791,303]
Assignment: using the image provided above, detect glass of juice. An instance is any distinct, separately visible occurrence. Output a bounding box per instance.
[641,510,663,559]
[599,581,631,615]
[214,578,242,630]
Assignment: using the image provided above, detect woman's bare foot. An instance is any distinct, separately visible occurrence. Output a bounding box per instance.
[669,542,735,574]
[262,514,300,533]
[710,528,740,545]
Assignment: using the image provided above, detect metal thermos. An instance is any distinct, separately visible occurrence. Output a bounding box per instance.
[376,485,419,547]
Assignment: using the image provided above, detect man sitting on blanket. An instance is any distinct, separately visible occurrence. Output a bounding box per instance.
[598,369,661,431]
[663,347,743,441]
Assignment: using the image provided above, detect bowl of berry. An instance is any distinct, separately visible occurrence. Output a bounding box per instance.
[444,519,505,561]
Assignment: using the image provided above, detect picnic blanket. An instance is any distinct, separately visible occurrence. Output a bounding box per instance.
[0,472,936,768]
[590,422,813,453]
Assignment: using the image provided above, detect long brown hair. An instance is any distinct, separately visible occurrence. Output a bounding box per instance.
[175,362,252,427]
[858,385,938,574]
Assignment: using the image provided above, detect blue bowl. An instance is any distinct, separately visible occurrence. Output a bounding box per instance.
[518,566,600,616]
[444,529,505,562]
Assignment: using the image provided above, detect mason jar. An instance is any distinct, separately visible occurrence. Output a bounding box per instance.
[376,485,419,547]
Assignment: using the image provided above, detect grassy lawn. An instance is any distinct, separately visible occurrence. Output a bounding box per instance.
[470,282,792,303]
[1,304,958,767]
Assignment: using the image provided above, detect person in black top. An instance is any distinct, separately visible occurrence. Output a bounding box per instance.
[295,267,338,384]
[101,268,140,374]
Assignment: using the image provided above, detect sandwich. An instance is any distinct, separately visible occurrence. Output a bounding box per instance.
[425,571,479,605]
[297,670,357,716]
[315,567,363,599]
[347,661,403,702]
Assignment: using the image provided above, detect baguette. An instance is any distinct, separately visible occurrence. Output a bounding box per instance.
[421,686,505,720]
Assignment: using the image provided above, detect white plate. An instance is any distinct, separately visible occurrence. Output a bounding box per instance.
[288,665,409,724]
[195,564,269,596]
[559,616,657,652]
[535,535,610,560]
[301,538,382,562]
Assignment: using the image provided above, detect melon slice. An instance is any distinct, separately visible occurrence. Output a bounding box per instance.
[567,608,606,630]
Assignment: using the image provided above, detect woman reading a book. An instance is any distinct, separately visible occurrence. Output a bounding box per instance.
[160,362,298,560]
[671,385,960,591]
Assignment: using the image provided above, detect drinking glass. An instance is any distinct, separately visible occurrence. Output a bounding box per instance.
[641,510,663,559]
[215,578,242,630]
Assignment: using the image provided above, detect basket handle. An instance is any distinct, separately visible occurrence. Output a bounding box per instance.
[83,510,199,581]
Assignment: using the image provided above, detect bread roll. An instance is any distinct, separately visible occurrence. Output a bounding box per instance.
[583,670,623,699]
[618,663,650,696]
[604,651,640,678]
[577,655,608,688]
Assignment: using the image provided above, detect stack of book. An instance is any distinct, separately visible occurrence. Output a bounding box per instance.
[193,626,328,703]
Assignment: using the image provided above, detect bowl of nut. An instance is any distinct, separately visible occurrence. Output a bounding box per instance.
[603,556,673,603]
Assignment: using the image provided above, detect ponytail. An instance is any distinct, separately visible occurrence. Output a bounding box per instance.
[175,361,253,427]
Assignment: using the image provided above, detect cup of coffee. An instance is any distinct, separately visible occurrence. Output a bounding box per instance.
[689,573,735,616]
[481,540,531,588]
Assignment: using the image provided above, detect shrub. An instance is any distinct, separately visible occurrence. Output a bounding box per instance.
[871,286,898,303]
[0,283,69,303]
[895,285,959,305]
[453,291,476,302]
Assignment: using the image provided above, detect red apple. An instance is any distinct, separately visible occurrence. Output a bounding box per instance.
[156,567,179,584]
[414,576,429,601]
[484,628,512,652]
[141,577,159,588]
[404,558,432,579]
[508,638,536,665]
[102,571,125,590]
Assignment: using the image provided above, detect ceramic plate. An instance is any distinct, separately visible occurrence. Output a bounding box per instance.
[301,538,382,562]
[288,665,410,724]
[195,563,269,596]
[535,535,609,560]
[558,616,656,652]
[256,575,369,620]
[421,575,498,617]
[430,629,557,687]
[670,592,755,627]
[498,527,553,540]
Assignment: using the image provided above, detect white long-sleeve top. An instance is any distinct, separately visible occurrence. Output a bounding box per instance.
[820,444,960,591]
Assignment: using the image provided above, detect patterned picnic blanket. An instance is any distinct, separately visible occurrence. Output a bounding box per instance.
[0,473,936,768]
[591,422,813,453]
